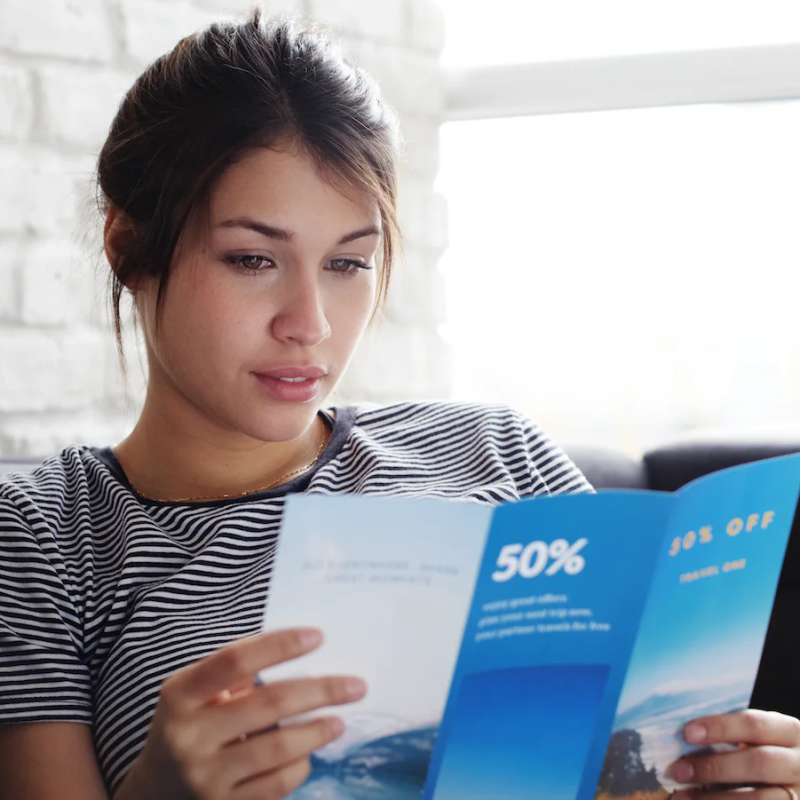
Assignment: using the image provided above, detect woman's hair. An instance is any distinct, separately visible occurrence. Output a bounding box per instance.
[96,9,401,356]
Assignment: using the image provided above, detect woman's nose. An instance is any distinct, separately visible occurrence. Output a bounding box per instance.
[270,275,332,347]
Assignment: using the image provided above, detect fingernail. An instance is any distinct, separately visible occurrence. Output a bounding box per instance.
[669,760,694,783]
[299,628,323,649]
[327,716,345,737]
[345,677,367,699]
[685,722,707,743]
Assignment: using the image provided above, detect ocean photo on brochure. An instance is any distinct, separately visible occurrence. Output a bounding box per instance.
[260,454,800,800]
[594,460,800,798]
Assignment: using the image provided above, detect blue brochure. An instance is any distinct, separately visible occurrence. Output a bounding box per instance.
[260,454,800,800]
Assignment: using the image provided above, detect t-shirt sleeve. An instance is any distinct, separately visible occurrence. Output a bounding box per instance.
[516,412,595,497]
[0,485,92,724]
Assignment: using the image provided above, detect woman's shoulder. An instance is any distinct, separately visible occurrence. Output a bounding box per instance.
[2,444,93,492]
[0,445,112,522]
[345,399,561,454]
[347,399,537,433]
[335,400,592,498]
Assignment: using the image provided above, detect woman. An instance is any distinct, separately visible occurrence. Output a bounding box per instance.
[0,11,797,800]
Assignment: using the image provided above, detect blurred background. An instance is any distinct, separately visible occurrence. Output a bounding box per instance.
[0,0,799,458]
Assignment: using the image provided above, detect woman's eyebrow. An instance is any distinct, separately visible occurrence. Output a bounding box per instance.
[216,218,293,241]
[216,218,380,245]
[338,225,381,244]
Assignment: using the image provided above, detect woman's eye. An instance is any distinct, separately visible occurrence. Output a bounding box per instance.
[227,255,274,272]
[328,258,373,274]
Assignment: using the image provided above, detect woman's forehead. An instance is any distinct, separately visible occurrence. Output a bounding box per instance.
[210,145,380,224]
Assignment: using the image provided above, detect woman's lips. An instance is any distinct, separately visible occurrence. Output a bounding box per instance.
[257,366,326,379]
[252,371,324,402]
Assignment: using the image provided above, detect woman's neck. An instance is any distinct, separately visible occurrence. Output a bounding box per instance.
[114,395,328,503]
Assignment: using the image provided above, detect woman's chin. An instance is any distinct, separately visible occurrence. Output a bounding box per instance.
[235,407,326,445]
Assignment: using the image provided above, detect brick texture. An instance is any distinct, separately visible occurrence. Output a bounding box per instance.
[0,0,448,457]
[0,0,115,63]
[0,329,106,413]
[119,0,217,66]
[0,66,33,142]
[195,0,309,17]
[309,0,406,44]
[0,241,22,321]
[345,40,444,119]
[37,67,136,150]
[0,149,96,237]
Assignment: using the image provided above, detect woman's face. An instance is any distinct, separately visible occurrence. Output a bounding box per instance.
[137,143,380,444]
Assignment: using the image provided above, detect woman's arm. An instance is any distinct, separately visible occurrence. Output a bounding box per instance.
[0,722,108,800]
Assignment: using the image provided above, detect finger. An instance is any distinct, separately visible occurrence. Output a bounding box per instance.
[225,716,344,786]
[671,744,800,787]
[173,628,324,710]
[233,756,312,800]
[673,786,800,800]
[203,675,367,744]
[685,709,800,748]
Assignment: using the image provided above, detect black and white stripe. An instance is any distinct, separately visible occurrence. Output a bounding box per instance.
[0,401,591,792]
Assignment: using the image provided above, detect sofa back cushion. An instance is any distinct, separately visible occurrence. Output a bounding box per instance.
[560,442,648,490]
[644,428,800,492]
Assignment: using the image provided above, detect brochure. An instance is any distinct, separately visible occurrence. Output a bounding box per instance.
[259,453,800,800]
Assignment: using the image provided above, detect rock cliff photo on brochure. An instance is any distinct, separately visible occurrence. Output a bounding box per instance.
[594,676,750,798]
[595,728,667,799]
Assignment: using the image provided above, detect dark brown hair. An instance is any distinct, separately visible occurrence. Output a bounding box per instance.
[96,9,401,357]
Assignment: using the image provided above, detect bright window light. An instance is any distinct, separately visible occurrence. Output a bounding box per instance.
[437,101,800,453]
[438,0,800,66]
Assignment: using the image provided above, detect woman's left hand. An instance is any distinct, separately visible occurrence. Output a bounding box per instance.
[669,709,800,798]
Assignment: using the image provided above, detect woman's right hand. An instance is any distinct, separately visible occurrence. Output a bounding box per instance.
[114,627,365,800]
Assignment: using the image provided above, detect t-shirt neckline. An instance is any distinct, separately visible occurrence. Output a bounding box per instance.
[89,406,357,508]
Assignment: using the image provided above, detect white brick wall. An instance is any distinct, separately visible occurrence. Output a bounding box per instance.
[119,0,216,66]
[0,0,115,64]
[0,149,94,236]
[0,66,33,141]
[37,66,136,148]
[308,0,406,43]
[0,0,449,457]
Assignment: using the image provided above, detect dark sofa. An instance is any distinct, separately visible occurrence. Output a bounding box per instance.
[564,428,800,720]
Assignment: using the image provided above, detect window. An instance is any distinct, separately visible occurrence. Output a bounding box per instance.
[439,0,800,66]
[437,101,800,452]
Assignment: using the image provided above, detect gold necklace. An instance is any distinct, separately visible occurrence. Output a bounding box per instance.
[129,426,329,504]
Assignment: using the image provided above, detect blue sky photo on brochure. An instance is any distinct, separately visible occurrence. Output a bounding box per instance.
[260,454,800,800]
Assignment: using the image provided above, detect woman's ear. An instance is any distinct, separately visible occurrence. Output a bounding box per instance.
[104,206,139,288]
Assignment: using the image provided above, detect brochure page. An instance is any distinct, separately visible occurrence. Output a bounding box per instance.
[260,454,800,800]
[595,454,800,798]
[260,494,493,799]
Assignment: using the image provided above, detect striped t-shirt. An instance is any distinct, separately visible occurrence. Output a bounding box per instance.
[0,401,591,793]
